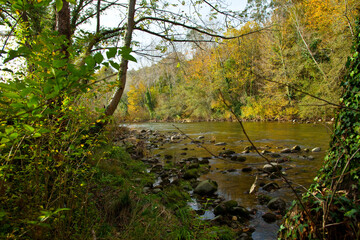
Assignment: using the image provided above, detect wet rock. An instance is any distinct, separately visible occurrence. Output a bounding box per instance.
[194,180,218,195]
[214,201,251,220]
[199,158,210,164]
[152,188,162,194]
[231,156,247,162]
[304,148,310,152]
[189,163,200,169]
[267,197,286,213]
[164,154,173,160]
[183,169,199,180]
[308,155,315,160]
[142,187,151,193]
[180,152,187,155]
[292,145,301,151]
[170,135,181,141]
[261,150,271,154]
[214,200,237,215]
[312,147,321,152]
[269,172,282,179]
[263,163,282,173]
[151,165,163,173]
[225,200,238,209]
[272,157,289,163]
[215,142,227,146]
[262,212,277,223]
[160,178,170,186]
[181,147,188,150]
[197,136,205,139]
[242,150,250,154]
[262,182,280,192]
[238,232,252,240]
[280,148,291,153]
[244,145,256,151]
[258,194,272,205]
[171,178,180,186]
[242,167,253,172]
[219,149,235,156]
[231,206,251,219]
[186,157,199,162]
[227,168,237,172]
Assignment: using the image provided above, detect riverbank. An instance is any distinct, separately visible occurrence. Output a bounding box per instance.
[123,116,335,125]
[114,128,254,240]
[112,122,330,239]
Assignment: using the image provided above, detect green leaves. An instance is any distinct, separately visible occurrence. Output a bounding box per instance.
[119,47,137,62]
[56,0,63,12]
[94,52,104,64]
[106,47,137,63]
[106,47,117,59]
[23,124,35,133]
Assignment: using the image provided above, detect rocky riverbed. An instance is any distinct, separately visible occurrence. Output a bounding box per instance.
[113,126,326,240]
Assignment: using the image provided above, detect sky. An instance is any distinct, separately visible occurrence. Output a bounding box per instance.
[95,0,248,31]
[0,1,250,72]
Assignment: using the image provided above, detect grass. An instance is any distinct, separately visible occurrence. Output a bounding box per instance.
[88,139,236,240]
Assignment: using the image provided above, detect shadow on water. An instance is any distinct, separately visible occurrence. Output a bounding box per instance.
[125,121,332,240]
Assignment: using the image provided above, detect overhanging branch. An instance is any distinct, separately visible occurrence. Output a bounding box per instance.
[135,16,272,40]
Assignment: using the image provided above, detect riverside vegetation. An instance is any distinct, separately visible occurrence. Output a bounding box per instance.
[104,0,360,122]
[0,0,359,239]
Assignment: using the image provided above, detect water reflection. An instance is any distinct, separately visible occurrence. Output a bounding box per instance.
[125,121,332,239]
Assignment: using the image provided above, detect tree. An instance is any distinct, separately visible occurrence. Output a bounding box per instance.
[1,0,261,238]
[279,10,360,239]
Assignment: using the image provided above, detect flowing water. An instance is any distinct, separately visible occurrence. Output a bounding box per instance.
[124,121,332,239]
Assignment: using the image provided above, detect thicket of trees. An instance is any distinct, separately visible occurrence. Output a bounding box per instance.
[0,0,252,238]
[0,0,359,239]
[117,0,359,121]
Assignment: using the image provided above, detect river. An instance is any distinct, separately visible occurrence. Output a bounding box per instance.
[124,121,332,239]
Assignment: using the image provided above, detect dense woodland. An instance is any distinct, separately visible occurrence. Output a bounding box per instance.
[101,0,359,121]
[0,0,359,239]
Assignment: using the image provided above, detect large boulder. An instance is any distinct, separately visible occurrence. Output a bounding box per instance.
[194,180,218,195]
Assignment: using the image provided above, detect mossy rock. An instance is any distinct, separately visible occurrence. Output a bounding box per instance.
[194,180,218,195]
[183,169,199,180]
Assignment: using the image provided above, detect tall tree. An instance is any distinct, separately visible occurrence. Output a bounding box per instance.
[279,10,360,239]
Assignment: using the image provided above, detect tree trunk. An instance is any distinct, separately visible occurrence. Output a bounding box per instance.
[56,0,71,55]
[105,0,136,116]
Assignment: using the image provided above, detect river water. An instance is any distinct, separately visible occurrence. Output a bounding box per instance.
[124,121,332,239]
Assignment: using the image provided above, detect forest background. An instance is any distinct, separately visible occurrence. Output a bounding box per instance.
[88,0,360,122]
[0,0,359,239]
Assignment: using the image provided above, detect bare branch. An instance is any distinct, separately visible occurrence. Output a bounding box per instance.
[96,0,101,33]
[135,16,272,40]
[134,27,215,43]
